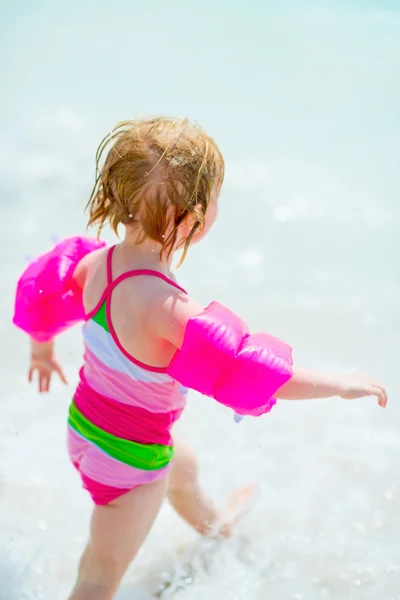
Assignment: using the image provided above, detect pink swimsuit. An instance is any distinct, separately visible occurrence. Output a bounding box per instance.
[67,246,188,505]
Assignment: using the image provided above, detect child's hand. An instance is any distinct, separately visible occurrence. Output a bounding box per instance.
[28,339,67,393]
[339,374,387,408]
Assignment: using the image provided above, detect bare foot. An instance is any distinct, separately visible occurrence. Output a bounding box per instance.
[214,483,258,538]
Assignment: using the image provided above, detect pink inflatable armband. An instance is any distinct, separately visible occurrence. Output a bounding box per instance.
[167,302,293,417]
[13,236,106,341]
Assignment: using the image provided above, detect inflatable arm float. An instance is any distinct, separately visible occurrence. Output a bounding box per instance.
[13,236,106,342]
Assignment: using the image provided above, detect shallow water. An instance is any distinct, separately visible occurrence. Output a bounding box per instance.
[1,1,400,599]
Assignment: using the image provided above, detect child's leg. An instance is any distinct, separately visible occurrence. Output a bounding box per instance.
[68,478,167,600]
[167,440,256,536]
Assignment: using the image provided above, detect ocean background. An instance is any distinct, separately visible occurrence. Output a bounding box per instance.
[0,1,399,598]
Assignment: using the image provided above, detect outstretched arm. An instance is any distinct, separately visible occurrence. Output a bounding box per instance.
[151,291,387,411]
[276,367,387,407]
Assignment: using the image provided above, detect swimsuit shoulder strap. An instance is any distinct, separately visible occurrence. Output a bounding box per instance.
[105,245,187,294]
[106,245,116,285]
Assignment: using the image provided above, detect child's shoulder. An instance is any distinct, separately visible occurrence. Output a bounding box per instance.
[73,246,108,288]
[120,270,189,316]
[142,278,203,348]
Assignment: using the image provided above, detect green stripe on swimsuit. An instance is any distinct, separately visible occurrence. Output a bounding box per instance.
[68,400,174,470]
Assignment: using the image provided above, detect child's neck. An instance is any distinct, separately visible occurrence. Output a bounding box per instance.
[119,229,175,273]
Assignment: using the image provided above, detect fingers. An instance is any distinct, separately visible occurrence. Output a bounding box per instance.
[345,381,388,407]
[365,377,388,408]
[30,366,50,393]
[28,358,68,393]
[39,374,50,393]
[28,367,43,393]
[55,364,68,385]
[363,384,387,408]
[348,374,388,408]
[374,386,387,409]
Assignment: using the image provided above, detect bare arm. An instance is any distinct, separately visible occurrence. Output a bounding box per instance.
[277,368,347,400]
[149,287,204,349]
[150,293,387,409]
[277,367,387,408]
[73,247,105,289]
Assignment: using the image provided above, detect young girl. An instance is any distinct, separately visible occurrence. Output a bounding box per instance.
[15,117,387,600]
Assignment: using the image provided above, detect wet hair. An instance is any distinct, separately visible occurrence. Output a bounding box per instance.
[86,117,224,265]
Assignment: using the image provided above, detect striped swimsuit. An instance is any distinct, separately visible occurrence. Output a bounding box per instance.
[67,246,187,505]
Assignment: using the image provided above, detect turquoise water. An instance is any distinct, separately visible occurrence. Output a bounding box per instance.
[0,2,399,599]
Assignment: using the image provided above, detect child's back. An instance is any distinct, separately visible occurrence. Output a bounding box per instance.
[71,244,191,505]
[80,243,195,370]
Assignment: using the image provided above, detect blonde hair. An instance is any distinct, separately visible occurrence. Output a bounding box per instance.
[86,117,224,265]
